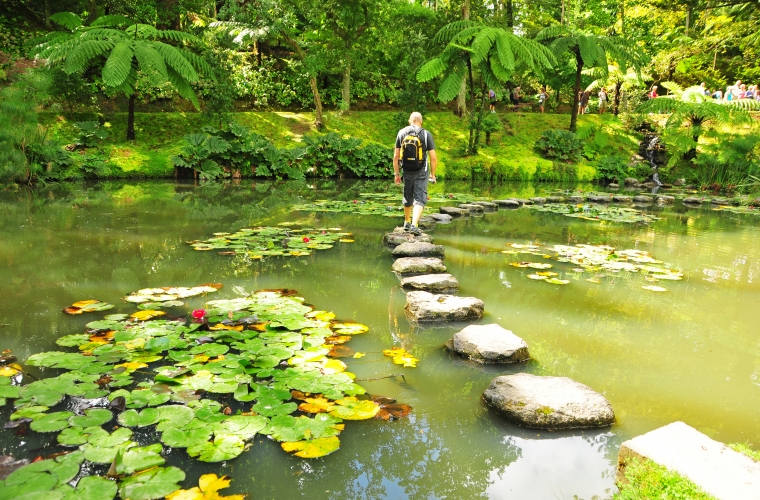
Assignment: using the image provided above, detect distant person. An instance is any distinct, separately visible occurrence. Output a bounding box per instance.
[578,90,584,115]
[538,86,548,113]
[712,89,723,99]
[598,87,608,114]
[489,89,497,112]
[700,82,710,96]
[580,91,590,114]
[648,85,658,99]
[511,87,520,109]
[393,112,437,236]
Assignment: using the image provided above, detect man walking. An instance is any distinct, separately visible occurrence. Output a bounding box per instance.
[393,112,437,236]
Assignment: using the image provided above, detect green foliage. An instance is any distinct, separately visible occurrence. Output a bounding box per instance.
[595,155,628,183]
[535,129,584,163]
[729,442,760,461]
[73,121,109,149]
[615,457,716,500]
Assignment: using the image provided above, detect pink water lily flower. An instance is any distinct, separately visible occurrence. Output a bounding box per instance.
[303,237,310,243]
[192,309,206,319]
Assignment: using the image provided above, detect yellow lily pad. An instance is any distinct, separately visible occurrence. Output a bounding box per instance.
[130,310,165,321]
[281,436,341,458]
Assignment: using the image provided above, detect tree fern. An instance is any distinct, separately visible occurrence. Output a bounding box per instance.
[416,58,446,83]
[49,12,82,30]
[438,61,466,102]
[102,41,134,86]
[133,43,169,85]
[433,20,477,45]
[90,15,132,28]
[152,42,198,83]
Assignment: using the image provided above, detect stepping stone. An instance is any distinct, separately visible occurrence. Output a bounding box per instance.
[711,197,732,205]
[586,195,611,203]
[567,195,584,203]
[656,195,675,204]
[683,197,704,204]
[493,199,520,208]
[458,203,485,212]
[440,206,470,216]
[445,324,529,364]
[405,291,484,322]
[427,213,453,223]
[617,421,760,500]
[400,273,458,293]
[612,195,632,203]
[624,177,640,186]
[383,228,433,247]
[482,373,615,429]
[418,217,437,230]
[545,196,565,203]
[608,183,620,189]
[471,201,498,210]
[516,198,534,205]
[633,195,653,203]
[529,197,546,204]
[391,242,445,259]
[391,257,447,275]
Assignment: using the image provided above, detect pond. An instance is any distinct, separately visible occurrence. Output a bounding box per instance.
[1,179,758,499]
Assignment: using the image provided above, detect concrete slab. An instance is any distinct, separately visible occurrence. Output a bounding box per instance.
[617,421,760,500]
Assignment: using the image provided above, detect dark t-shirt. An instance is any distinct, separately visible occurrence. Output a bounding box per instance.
[395,126,435,170]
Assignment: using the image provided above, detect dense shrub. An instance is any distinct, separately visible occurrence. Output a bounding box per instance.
[535,129,584,163]
[595,155,628,183]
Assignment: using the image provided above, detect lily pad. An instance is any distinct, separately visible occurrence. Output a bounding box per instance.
[117,408,160,428]
[187,434,246,462]
[281,436,341,459]
[29,411,74,433]
[165,473,244,500]
[115,443,166,475]
[118,466,185,500]
[382,347,418,368]
[329,397,380,420]
[69,408,112,427]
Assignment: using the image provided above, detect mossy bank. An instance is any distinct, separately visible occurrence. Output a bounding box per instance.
[40,111,641,181]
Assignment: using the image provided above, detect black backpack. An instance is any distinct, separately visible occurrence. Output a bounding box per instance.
[400,128,427,171]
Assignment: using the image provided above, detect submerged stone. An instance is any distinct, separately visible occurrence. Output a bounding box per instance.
[418,217,437,230]
[445,324,529,364]
[617,421,760,500]
[440,206,470,216]
[633,195,653,203]
[482,373,615,429]
[405,291,484,322]
[612,195,632,203]
[427,213,453,223]
[682,197,704,204]
[391,242,445,258]
[391,257,447,275]
[383,228,433,247]
[530,197,546,204]
[400,273,458,293]
[567,195,584,203]
[656,195,675,204]
[471,201,498,210]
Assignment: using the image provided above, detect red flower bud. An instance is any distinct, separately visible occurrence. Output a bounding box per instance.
[191,309,206,319]
[303,237,310,243]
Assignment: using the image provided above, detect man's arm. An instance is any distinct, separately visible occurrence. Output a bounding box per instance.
[393,148,401,185]
[429,150,438,183]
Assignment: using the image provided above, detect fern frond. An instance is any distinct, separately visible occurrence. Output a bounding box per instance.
[724,98,760,111]
[166,65,200,109]
[61,40,116,73]
[90,15,133,28]
[157,30,201,44]
[577,35,598,68]
[682,86,709,103]
[535,24,569,42]
[449,26,482,46]
[133,41,168,86]
[490,53,512,81]
[49,12,82,30]
[102,40,135,87]
[152,41,198,83]
[433,20,478,45]
[660,81,683,95]
[125,24,159,39]
[416,57,446,83]
[479,62,500,90]
[495,31,515,71]
[179,49,214,78]
[80,28,126,41]
[471,27,497,65]
[438,61,466,102]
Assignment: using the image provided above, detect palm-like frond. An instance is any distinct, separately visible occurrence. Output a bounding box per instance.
[102,40,134,86]
[471,27,498,65]
[438,60,466,102]
[49,12,82,30]
[725,98,760,111]
[90,15,132,28]
[157,29,200,44]
[166,66,200,109]
[125,24,159,39]
[416,57,446,82]
[433,20,478,45]
[60,39,115,73]
[179,49,214,78]
[152,41,199,83]
[660,81,683,95]
[133,42,168,86]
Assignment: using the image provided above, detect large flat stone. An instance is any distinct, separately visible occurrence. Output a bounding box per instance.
[516,198,534,205]
[586,195,611,203]
[400,273,458,293]
[617,422,760,500]
[391,242,445,258]
[471,201,498,210]
[428,213,453,223]
[483,373,615,429]
[391,257,447,275]
[529,197,546,204]
[612,195,632,203]
[458,203,485,212]
[656,195,675,204]
[493,199,520,208]
[633,195,653,203]
[683,197,705,204]
[545,196,565,203]
[382,228,433,247]
[567,195,584,203]
[446,324,529,364]
[440,206,470,216]
[405,291,484,322]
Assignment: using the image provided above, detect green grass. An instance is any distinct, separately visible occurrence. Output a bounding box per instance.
[39,110,641,180]
[615,457,716,500]
[729,442,760,461]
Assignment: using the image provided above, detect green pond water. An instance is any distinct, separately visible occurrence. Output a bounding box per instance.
[1,179,759,499]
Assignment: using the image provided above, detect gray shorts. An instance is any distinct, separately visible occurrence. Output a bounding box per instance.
[402,168,428,207]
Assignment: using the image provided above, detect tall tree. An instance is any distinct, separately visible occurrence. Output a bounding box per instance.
[536,25,646,132]
[418,20,554,153]
[35,12,212,140]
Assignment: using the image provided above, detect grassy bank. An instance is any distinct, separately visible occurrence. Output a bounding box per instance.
[40,110,641,181]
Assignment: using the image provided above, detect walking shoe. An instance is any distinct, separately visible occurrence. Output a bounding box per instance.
[408,225,422,236]
[403,221,412,232]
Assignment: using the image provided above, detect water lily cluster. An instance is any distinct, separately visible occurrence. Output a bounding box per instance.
[530,204,660,224]
[0,288,410,499]
[188,227,353,257]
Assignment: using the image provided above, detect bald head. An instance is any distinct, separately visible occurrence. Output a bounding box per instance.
[408,112,423,125]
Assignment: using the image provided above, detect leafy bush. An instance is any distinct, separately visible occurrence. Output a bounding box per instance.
[301,133,361,177]
[172,133,231,181]
[595,155,628,183]
[535,129,584,163]
[349,143,393,178]
[481,113,502,146]
[73,121,109,150]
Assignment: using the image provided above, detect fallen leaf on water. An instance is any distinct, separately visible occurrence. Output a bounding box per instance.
[545,278,570,285]
[352,352,365,359]
[536,271,558,277]
[281,436,340,459]
[130,310,165,321]
[382,347,418,368]
[642,285,667,292]
[166,473,244,500]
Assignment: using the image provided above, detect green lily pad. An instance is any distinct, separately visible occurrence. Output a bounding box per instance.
[212,415,268,440]
[115,443,166,475]
[69,408,112,427]
[160,423,213,448]
[30,411,74,433]
[118,408,160,428]
[68,475,117,500]
[118,466,185,500]
[187,434,245,462]
[57,425,99,446]
[56,334,92,347]
[328,398,380,420]
[155,405,195,431]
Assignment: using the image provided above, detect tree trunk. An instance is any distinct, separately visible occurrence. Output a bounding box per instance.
[467,57,476,152]
[620,0,625,34]
[506,0,514,28]
[613,80,622,116]
[456,0,470,117]
[569,50,583,133]
[486,131,491,146]
[341,61,351,114]
[127,94,136,140]
[309,76,324,131]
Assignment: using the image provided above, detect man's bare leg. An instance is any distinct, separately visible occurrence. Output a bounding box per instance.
[411,204,424,226]
[404,206,412,225]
